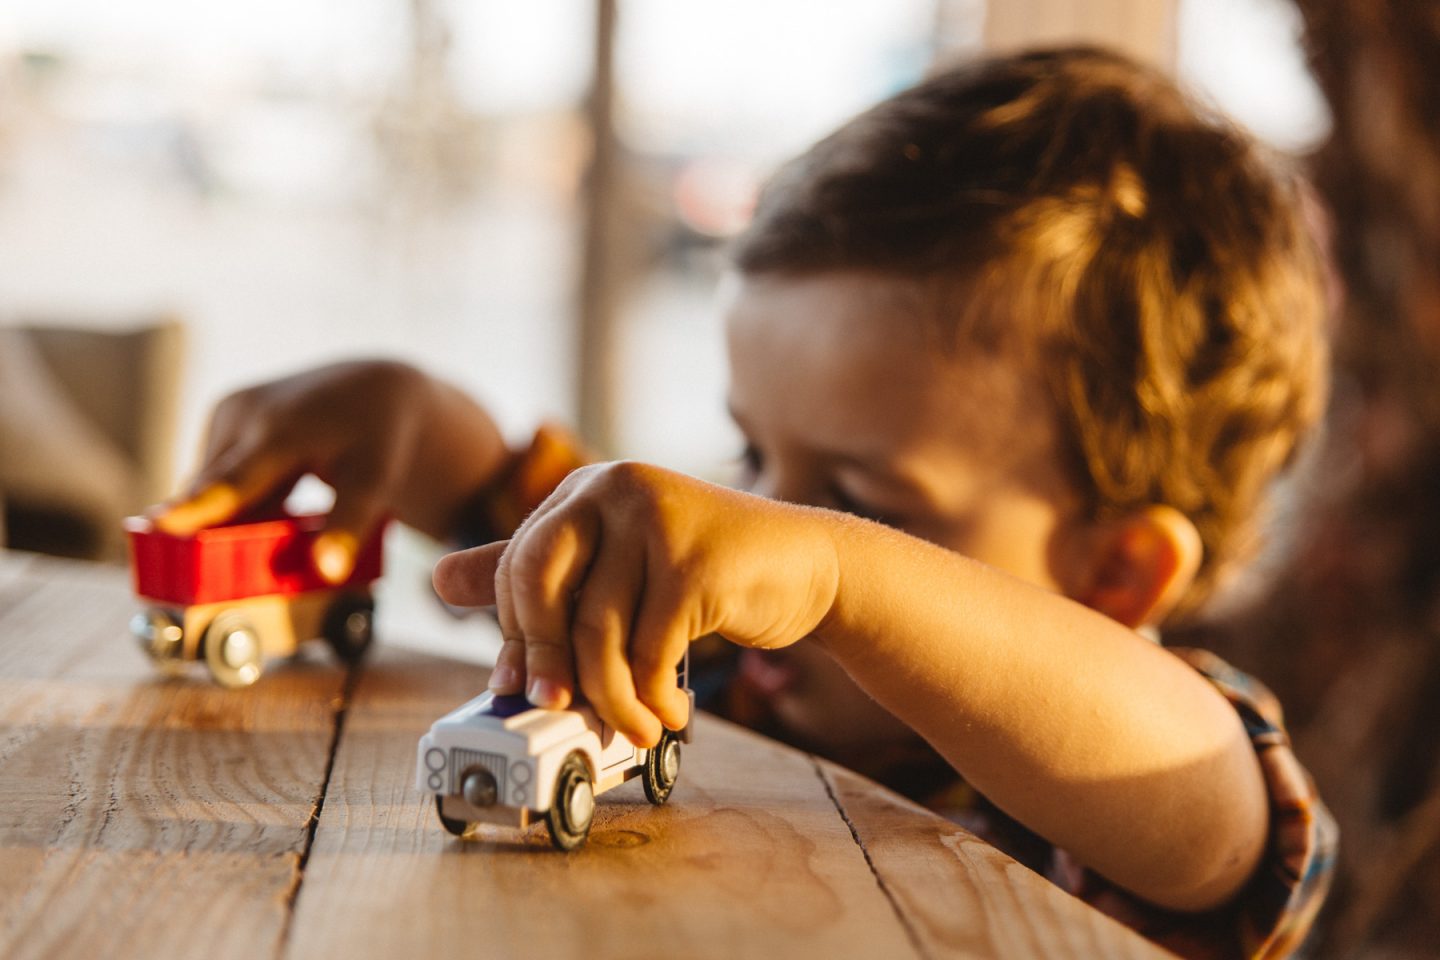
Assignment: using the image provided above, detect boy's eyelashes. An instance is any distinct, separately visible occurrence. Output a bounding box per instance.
[827,483,897,526]
[735,443,763,489]
[734,442,898,526]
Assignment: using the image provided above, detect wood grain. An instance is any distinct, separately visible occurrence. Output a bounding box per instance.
[819,763,1175,960]
[0,554,346,960]
[284,647,923,960]
[1,554,1176,960]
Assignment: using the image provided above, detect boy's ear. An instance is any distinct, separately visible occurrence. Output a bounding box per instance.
[1065,505,1203,630]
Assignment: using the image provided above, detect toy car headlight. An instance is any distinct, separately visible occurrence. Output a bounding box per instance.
[424,747,446,792]
[461,766,498,807]
[509,760,532,805]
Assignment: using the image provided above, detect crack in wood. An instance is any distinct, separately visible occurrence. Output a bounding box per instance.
[812,756,930,960]
[275,663,361,958]
[52,763,87,846]
[95,776,122,845]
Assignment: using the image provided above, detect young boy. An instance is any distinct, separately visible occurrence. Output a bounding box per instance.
[156,47,1334,959]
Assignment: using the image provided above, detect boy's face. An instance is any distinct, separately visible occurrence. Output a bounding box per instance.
[723,270,1085,757]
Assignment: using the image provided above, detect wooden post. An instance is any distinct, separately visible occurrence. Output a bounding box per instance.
[980,0,1177,70]
[576,0,621,456]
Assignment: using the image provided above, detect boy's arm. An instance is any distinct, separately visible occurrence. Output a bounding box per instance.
[815,512,1269,914]
[433,462,1268,914]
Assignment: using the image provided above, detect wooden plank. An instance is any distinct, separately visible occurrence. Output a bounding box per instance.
[0,552,1182,960]
[286,647,921,960]
[0,555,346,960]
[820,762,1174,959]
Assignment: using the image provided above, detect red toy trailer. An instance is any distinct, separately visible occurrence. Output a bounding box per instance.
[124,513,386,687]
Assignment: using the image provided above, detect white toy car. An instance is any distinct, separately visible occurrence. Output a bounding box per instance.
[416,660,693,850]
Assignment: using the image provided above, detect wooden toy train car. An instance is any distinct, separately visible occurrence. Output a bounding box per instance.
[124,513,386,687]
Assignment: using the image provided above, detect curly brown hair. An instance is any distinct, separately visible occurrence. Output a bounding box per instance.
[731,46,1330,617]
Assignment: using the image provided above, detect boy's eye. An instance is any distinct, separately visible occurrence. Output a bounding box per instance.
[829,484,896,527]
[736,443,763,486]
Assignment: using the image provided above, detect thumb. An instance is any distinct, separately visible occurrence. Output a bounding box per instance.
[313,489,387,585]
[433,542,507,608]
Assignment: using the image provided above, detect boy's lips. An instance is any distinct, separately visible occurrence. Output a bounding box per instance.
[738,649,802,697]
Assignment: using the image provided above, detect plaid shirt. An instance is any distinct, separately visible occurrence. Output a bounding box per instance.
[469,425,1338,960]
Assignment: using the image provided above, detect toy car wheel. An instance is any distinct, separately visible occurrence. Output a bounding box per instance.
[434,794,471,837]
[643,729,682,805]
[322,593,375,664]
[546,752,595,851]
[131,609,188,676]
[202,612,264,688]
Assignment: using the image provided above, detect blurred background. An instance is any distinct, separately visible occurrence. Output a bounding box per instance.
[0,0,1326,548]
[0,3,1435,957]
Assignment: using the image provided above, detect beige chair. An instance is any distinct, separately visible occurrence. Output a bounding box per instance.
[0,317,183,560]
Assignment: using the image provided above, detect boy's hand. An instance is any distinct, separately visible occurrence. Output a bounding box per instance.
[152,360,509,581]
[432,461,841,746]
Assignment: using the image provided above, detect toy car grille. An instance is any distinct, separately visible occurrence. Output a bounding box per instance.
[450,748,507,796]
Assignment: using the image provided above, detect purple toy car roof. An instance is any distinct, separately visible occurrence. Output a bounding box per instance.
[480,693,535,719]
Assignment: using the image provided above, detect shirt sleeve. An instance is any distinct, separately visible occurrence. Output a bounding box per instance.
[455,421,592,545]
[1169,647,1339,960]
[1051,648,1339,960]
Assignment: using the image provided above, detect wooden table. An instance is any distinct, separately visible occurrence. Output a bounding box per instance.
[0,552,1173,960]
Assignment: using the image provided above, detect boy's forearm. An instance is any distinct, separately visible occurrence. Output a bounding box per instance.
[810,511,1268,912]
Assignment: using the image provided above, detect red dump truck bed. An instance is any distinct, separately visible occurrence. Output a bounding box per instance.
[125,514,385,606]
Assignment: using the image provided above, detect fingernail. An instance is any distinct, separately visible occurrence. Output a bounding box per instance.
[312,531,358,585]
[527,677,563,709]
[152,484,242,535]
[488,664,519,691]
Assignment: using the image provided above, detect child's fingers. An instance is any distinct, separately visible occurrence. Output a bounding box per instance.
[311,515,364,585]
[491,548,530,696]
[151,439,297,535]
[505,532,576,708]
[199,392,256,464]
[149,483,246,536]
[487,637,527,694]
[505,513,592,710]
[629,585,698,733]
[479,475,587,703]
[571,539,664,746]
[313,450,398,584]
[432,543,506,607]
[522,637,576,711]
[632,652,692,733]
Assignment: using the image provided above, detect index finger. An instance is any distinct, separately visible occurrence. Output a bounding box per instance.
[150,438,300,535]
[433,542,507,607]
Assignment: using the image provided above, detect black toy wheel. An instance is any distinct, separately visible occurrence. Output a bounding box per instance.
[546,752,595,851]
[323,593,375,664]
[642,730,681,806]
[434,794,470,837]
